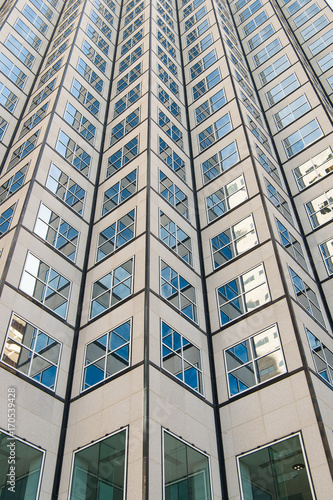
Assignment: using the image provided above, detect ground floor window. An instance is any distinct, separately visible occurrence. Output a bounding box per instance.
[0,431,44,499]
[70,428,127,500]
[163,430,212,500]
[238,434,314,499]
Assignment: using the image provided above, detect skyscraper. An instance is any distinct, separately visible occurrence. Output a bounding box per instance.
[0,0,332,498]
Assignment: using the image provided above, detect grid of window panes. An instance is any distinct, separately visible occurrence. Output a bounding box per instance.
[160,260,197,322]
[319,238,333,275]
[225,324,286,396]
[217,263,270,326]
[276,219,307,269]
[96,209,135,261]
[293,147,333,190]
[289,267,325,326]
[161,321,203,393]
[1,314,61,390]
[211,215,258,268]
[305,189,333,229]
[306,328,333,387]
[206,174,248,223]
[90,258,133,318]
[160,211,192,265]
[82,320,131,390]
[46,163,85,215]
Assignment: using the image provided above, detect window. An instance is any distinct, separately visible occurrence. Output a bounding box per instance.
[198,113,232,151]
[77,58,104,93]
[0,52,27,89]
[97,209,135,261]
[30,0,53,20]
[190,49,216,80]
[0,118,7,142]
[183,0,204,19]
[288,0,310,16]
[283,119,323,158]
[121,29,143,55]
[266,180,293,224]
[123,16,144,40]
[307,328,333,387]
[158,64,179,96]
[69,430,127,499]
[30,78,56,112]
[124,2,144,25]
[301,15,329,41]
[46,163,85,215]
[192,68,221,100]
[2,313,61,389]
[159,171,189,219]
[82,40,106,74]
[20,252,71,318]
[158,31,176,59]
[119,45,142,73]
[90,258,133,318]
[158,46,177,76]
[195,88,226,124]
[239,0,262,24]
[294,3,320,27]
[318,51,333,72]
[206,174,247,223]
[0,81,18,113]
[38,59,62,89]
[0,165,28,205]
[107,136,139,177]
[217,263,270,325]
[0,431,44,499]
[186,19,210,46]
[202,141,239,183]
[157,17,175,43]
[116,63,141,93]
[7,131,40,172]
[71,78,100,116]
[82,320,131,389]
[184,6,206,32]
[309,29,333,57]
[14,18,42,51]
[248,24,274,50]
[34,203,79,261]
[18,103,48,140]
[22,5,48,34]
[276,219,307,269]
[64,102,96,145]
[320,238,333,275]
[5,34,35,69]
[56,130,91,176]
[90,10,112,40]
[114,84,141,116]
[188,34,213,62]
[161,321,202,393]
[159,137,186,181]
[86,24,109,55]
[160,211,192,265]
[163,431,212,500]
[225,324,285,396]
[110,108,140,145]
[158,85,181,120]
[259,54,290,85]
[0,204,15,236]
[289,267,325,325]
[238,435,314,500]
[158,110,183,149]
[274,94,311,130]
[103,169,137,215]
[243,10,267,35]
[160,260,197,322]
[306,189,333,228]
[212,215,257,268]
[266,72,300,106]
